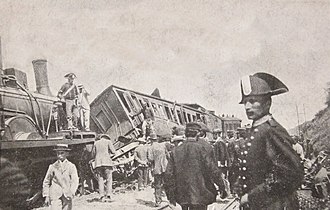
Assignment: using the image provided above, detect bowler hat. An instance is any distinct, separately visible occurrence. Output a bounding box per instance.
[64,73,77,79]
[53,144,71,151]
[185,122,202,131]
[239,72,288,104]
[98,134,111,140]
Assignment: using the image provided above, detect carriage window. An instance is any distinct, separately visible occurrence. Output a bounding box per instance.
[131,94,141,109]
[192,115,196,122]
[143,98,151,107]
[151,103,159,116]
[196,113,201,120]
[96,110,112,131]
[117,90,131,113]
[171,108,178,123]
[165,106,173,120]
[187,113,192,122]
[183,111,188,123]
[177,110,183,125]
[158,104,165,118]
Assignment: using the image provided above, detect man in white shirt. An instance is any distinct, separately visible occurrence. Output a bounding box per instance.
[292,135,305,160]
[77,84,90,131]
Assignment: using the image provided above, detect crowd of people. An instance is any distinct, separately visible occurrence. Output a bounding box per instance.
[1,72,309,210]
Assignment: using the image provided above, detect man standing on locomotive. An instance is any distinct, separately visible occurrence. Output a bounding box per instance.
[235,72,304,209]
[57,73,79,130]
[77,84,90,131]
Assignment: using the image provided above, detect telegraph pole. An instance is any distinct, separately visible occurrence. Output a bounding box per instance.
[296,104,300,136]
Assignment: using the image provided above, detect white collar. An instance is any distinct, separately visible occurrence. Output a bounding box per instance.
[252,114,272,127]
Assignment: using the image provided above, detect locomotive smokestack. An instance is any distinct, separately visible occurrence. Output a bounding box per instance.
[32,59,52,96]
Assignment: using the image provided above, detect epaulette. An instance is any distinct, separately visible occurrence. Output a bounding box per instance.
[267,117,278,127]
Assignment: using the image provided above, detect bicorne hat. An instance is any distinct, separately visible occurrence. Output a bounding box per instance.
[239,72,288,104]
[64,73,77,79]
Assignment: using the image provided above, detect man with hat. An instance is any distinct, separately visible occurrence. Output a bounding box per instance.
[134,137,150,191]
[147,133,169,207]
[42,144,79,210]
[235,72,304,209]
[171,135,185,147]
[164,122,225,210]
[77,84,90,131]
[57,73,79,130]
[130,100,155,139]
[92,134,117,202]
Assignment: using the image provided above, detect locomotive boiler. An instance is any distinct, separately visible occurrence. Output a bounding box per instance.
[0,57,96,206]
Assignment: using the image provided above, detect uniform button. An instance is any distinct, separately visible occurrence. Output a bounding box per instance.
[239,168,241,171]
[243,185,247,188]
[244,151,248,155]
[242,160,246,163]
[242,167,246,171]
[242,176,246,180]
[235,145,239,149]
[242,144,246,148]
[250,136,255,140]
[238,176,241,179]
[254,128,258,132]
[241,152,244,155]
[247,142,252,147]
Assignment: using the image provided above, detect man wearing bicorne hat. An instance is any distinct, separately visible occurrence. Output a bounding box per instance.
[234,72,304,209]
[42,144,79,210]
[58,73,79,130]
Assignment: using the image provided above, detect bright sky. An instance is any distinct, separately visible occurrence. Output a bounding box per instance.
[1,0,329,130]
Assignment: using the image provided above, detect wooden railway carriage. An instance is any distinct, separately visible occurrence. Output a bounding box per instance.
[90,85,225,141]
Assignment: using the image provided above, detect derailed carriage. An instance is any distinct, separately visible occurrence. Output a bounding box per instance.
[91,85,226,139]
[89,85,240,143]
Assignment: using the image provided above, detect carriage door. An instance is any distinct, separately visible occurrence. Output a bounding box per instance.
[123,91,142,127]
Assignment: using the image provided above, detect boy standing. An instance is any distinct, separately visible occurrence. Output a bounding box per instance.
[43,144,79,210]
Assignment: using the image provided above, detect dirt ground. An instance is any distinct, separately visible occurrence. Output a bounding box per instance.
[33,186,235,210]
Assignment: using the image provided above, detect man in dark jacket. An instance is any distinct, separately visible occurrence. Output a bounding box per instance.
[235,72,304,209]
[164,122,224,210]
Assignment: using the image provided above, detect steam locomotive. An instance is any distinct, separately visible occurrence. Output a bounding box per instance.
[0,59,96,206]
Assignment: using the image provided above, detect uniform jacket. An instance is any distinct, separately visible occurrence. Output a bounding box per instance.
[234,115,304,210]
[214,138,230,166]
[42,159,79,200]
[92,138,116,168]
[164,137,223,206]
[58,82,79,100]
[148,142,168,174]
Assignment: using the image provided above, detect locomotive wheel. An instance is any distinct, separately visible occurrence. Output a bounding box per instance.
[4,115,42,140]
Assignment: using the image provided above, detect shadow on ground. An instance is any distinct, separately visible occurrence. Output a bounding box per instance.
[136,198,156,208]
